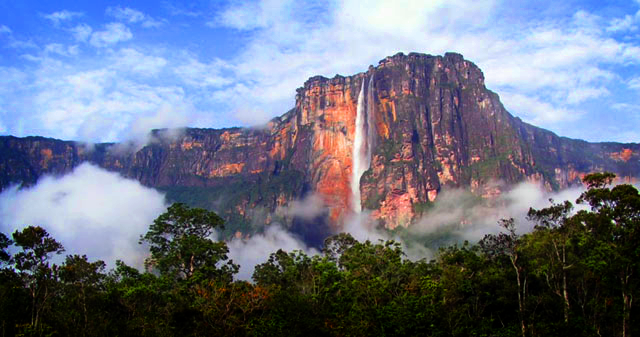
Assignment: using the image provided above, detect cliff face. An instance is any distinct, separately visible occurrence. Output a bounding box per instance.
[1,52,638,231]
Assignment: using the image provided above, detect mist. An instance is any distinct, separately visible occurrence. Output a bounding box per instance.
[227,224,320,281]
[0,163,167,269]
[225,180,592,279]
[0,163,598,281]
[409,181,587,243]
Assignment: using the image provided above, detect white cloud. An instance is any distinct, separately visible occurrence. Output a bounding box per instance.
[107,6,145,23]
[410,182,587,243]
[0,163,167,269]
[44,43,79,57]
[89,23,133,47]
[70,23,92,42]
[163,2,201,17]
[4,1,640,144]
[227,225,319,280]
[500,92,581,124]
[608,14,637,32]
[210,0,288,30]
[276,194,326,220]
[43,10,83,26]
[21,54,195,143]
[566,86,610,104]
[612,102,640,129]
[205,0,639,135]
[8,39,38,50]
[106,6,164,28]
[111,48,167,76]
[629,77,640,89]
[0,25,11,34]
[174,57,233,88]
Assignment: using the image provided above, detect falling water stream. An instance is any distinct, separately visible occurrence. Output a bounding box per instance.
[351,76,375,213]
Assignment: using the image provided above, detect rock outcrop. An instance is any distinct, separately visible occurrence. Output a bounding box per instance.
[1,52,638,231]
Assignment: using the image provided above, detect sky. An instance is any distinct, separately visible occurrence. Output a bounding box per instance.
[0,0,639,144]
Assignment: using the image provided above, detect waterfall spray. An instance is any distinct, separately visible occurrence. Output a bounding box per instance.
[351,76,375,213]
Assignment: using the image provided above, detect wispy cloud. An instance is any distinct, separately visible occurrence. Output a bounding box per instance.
[0,46,195,143]
[43,10,83,26]
[500,92,581,125]
[162,1,202,17]
[0,25,11,34]
[89,22,132,47]
[173,57,233,87]
[70,24,92,42]
[110,48,167,76]
[44,43,78,57]
[205,0,639,130]
[612,103,640,113]
[106,6,164,28]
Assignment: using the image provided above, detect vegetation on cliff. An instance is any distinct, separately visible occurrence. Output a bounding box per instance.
[0,173,638,337]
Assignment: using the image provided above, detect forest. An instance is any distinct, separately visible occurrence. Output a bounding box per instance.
[0,172,638,337]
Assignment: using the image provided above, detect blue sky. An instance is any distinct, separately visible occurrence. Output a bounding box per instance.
[0,0,638,144]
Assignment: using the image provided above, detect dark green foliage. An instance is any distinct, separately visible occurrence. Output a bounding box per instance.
[0,175,638,336]
[0,232,11,265]
[12,226,65,336]
[140,203,237,283]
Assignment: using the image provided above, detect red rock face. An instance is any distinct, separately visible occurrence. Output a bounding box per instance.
[1,52,639,231]
[293,76,360,225]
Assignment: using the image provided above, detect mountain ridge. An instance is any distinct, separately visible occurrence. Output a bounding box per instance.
[1,51,638,232]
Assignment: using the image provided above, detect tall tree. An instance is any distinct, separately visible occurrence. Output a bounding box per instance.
[527,200,575,324]
[576,172,640,337]
[58,255,107,337]
[12,226,64,335]
[140,203,237,283]
[480,218,528,337]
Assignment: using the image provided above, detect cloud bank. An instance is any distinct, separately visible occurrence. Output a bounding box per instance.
[227,225,320,281]
[0,163,167,268]
[0,162,610,282]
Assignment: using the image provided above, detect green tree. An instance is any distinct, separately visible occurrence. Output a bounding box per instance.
[252,249,325,336]
[140,203,237,283]
[12,226,64,336]
[58,254,107,337]
[576,172,640,337]
[480,218,528,337]
[106,260,174,336]
[0,231,28,337]
[0,232,11,266]
[527,200,576,324]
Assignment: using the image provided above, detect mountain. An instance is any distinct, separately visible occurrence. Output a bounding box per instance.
[1,52,638,234]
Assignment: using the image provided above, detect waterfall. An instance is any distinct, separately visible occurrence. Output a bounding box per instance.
[366,75,375,171]
[351,75,375,213]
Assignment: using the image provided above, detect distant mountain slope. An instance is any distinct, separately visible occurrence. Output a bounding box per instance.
[1,52,638,231]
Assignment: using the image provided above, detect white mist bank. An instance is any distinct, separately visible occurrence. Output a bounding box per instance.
[0,163,602,281]
[227,225,320,281]
[409,182,588,242]
[0,163,167,269]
